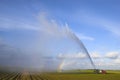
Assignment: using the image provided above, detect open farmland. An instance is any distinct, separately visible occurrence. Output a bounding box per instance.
[0,70,120,80]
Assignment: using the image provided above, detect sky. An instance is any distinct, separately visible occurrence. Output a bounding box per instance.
[0,0,120,70]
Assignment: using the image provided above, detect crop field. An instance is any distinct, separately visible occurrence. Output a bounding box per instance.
[0,70,120,80]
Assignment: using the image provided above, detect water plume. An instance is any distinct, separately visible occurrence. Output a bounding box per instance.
[0,12,95,72]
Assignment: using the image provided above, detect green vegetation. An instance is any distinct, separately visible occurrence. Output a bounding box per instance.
[0,70,120,80]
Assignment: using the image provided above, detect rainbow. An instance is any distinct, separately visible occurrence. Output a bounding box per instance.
[57,60,66,72]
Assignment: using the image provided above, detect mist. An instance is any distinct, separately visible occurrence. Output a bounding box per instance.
[0,12,95,72]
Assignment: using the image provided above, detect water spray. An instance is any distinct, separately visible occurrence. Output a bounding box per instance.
[66,28,96,70]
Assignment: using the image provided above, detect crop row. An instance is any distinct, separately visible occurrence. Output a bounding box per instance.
[0,72,51,80]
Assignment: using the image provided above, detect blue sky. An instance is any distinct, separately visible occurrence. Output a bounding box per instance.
[0,0,120,70]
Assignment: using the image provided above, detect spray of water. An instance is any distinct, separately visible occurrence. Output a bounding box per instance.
[67,29,96,69]
[57,27,96,71]
[0,12,95,72]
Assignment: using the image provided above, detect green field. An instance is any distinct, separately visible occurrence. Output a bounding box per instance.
[0,70,120,80]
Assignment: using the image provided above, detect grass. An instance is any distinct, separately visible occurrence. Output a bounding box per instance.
[46,72,120,80]
[45,70,120,80]
[0,69,120,80]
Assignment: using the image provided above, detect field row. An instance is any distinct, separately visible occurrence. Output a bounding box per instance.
[0,71,120,80]
[0,72,50,80]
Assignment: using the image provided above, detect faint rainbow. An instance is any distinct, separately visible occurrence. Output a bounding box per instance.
[57,60,66,72]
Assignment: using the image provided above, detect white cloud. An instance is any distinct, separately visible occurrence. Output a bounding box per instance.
[90,52,101,59]
[59,58,94,70]
[75,33,94,41]
[57,52,87,59]
[105,51,119,59]
[114,58,120,64]
[87,51,120,69]
[57,51,120,70]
